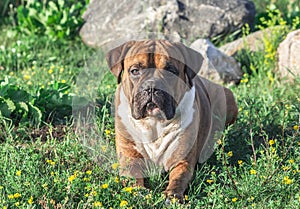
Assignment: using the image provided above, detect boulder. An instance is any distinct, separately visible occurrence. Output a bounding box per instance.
[277,29,300,80]
[190,39,243,84]
[80,0,256,49]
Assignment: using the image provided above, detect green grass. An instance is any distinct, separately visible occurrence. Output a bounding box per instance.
[1,1,300,209]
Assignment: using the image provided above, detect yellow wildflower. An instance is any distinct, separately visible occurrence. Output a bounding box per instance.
[282,176,293,185]
[28,196,33,204]
[68,174,76,182]
[93,201,102,207]
[289,159,294,164]
[46,159,56,166]
[86,170,92,175]
[91,190,97,196]
[282,166,289,171]
[23,74,31,81]
[59,67,64,73]
[105,129,111,135]
[48,69,54,74]
[61,79,66,83]
[250,169,257,175]
[238,160,243,165]
[13,193,21,198]
[114,176,120,183]
[206,179,214,184]
[124,187,133,193]
[227,151,233,157]
[269,139,275,146]
[293,125,299,131]
[145,194,152,199]
[83,177,90,182]
[101,183,109,189]
[120,200,128,207]
[185,195,189,201]
[15,202,20,207]
[112,163,119,170]
[8,194,14,199]
[16,170,21,176]
[232,197,238,202]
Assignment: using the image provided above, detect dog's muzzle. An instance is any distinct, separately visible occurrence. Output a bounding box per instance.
[132,80,176,120]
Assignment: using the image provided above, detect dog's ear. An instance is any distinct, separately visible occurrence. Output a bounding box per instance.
[174,42,204,86]
[106,41,136,83]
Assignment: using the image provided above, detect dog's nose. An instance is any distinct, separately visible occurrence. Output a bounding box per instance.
[142,81,156,95]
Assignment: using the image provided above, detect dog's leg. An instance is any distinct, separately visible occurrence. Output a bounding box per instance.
[224,87,238,125]
[116,134,145,186]
[164,160,194,202]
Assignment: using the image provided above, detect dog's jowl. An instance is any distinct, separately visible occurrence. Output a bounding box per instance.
[106,40,238,201]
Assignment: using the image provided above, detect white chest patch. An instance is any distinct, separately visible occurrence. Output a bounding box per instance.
[117,85,196,168]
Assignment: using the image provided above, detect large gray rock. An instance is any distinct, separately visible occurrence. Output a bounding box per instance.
[80,0,256,48]
[190,39,243,84]
[277,29,300,80]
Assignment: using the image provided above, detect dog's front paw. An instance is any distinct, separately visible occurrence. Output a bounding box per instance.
[164,190,184,205]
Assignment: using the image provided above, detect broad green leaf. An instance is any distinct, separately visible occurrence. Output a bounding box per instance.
[17,101,29,113]
[0,97,16,118]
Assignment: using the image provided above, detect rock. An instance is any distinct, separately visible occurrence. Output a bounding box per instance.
[219,27,281,56]
[190,39,243,84]
[277,29,300,80]
[80,0,256,49]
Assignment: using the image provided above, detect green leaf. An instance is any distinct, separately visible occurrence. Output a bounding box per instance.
[7,88,31,103]
[57,0,65,8]
[28,103,42,126]
[48,1,58,12]
[17,101,29,113]
[60,10,68,25]
[0,97,16,118]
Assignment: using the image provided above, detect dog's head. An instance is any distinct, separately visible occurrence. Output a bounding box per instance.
[106,40,203,120]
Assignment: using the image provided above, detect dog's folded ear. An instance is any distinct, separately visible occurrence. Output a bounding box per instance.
[174,42,204,86]
[106,41,136,83]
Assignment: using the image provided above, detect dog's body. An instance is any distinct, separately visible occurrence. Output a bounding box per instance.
[106,40,238,199]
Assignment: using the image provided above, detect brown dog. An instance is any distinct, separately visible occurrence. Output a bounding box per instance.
[106,40,238,200]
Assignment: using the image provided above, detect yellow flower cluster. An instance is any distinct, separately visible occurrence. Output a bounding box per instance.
[120,200,128,207]
[68,171,79,183]
[16,170,22,176]
[227,151,233,157]
[282,176,293,185]
[250,169,257,175]
[8,193,22,204]
[101,183,109,189]
[46,159,56,166]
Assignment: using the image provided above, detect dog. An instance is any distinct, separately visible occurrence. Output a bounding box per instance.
[106,40,238,201]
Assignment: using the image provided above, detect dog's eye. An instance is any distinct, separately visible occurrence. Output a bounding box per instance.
[130,68,140,76]
[166,65,179,75]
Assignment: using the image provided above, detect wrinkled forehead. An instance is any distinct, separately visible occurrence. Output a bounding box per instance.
[123,40,185,68]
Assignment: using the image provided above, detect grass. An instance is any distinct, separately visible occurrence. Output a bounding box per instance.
[0,1,300,209]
